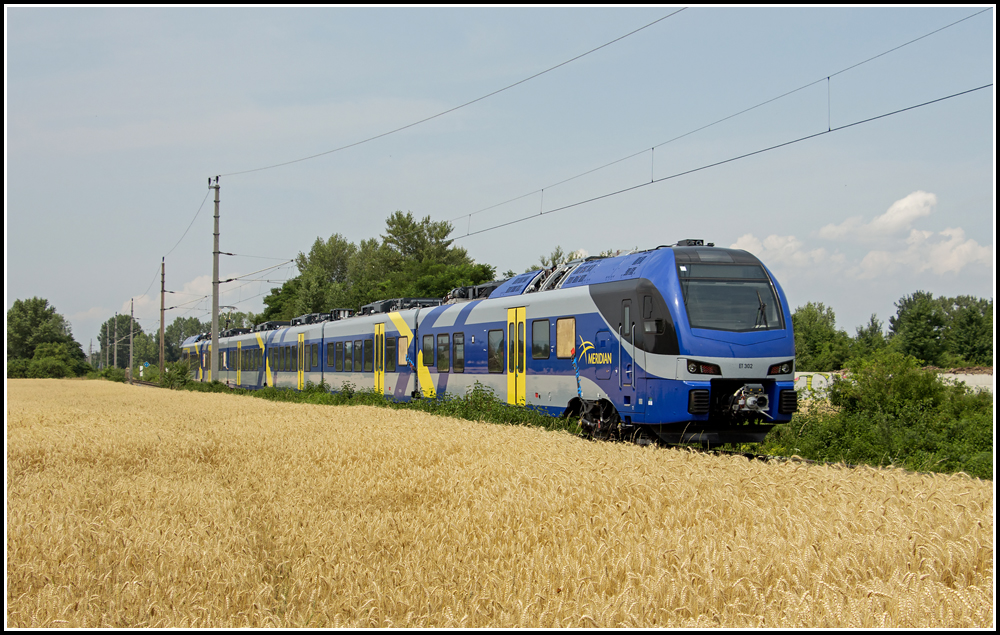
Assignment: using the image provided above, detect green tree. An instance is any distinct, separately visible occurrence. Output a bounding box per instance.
[259,278,301,322]
[7,297,78,361]
[28,341,87,378]
[399,261,496,299]
[849,314,888,360]
[940,296,993,366]
[162,316,210,359]
[888,291,946,366]
[791,302,851,371]
[97,314,147,369]
[261,211,493,316]
[381,211,468,267]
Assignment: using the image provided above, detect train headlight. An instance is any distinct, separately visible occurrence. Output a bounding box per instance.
[687,359,721,375]
[768,360,794,375]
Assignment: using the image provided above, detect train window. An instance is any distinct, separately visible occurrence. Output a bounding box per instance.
[398,336,408,367]
[453,333,464,373]
[622,302,632,342]
[508,323,515,373]
[422,335,434,367]
[488,330,504,373]
[437,334,450,372]
[556,318,575,358]
[678,263,782,331]
[343,341,352,372]
[354,340,363,372]
[291,345,297,372]
[364,339,374,373]
[385,337,396,372]
[532,320,550,359]
[327,343,335,368]
[643,295,654,319]
[517,321,525,373]
[312,343,318,370]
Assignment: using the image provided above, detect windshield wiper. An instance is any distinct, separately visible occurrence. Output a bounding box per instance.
[755,290,768,329]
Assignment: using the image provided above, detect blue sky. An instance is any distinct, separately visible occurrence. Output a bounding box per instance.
[5,7,995,349]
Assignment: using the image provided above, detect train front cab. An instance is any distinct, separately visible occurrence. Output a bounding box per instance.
[568,246,796,445]
[643,246,797,444]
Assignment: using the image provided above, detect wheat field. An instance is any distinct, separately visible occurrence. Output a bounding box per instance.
[6,379,993,628]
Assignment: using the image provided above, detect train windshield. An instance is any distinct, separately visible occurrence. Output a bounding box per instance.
[678,263,783,332]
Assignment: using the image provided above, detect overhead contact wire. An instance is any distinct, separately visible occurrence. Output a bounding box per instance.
[454,84,992,239]
[219,9,686,177]
[449,7,992,225]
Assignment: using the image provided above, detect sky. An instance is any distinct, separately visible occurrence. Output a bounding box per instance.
[5,6,995,352]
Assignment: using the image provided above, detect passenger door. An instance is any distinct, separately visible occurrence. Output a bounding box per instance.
[297,333,305,390]
[506,307,526,405]
[374,323,385,395]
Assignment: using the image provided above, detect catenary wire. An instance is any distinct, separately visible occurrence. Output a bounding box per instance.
[218,9,686,177]
[164,189,211,258]
[449,7,993,224]
[453,84,992,239]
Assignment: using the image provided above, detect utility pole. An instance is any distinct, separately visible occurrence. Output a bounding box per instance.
[105,322,109,369]
[210,176,221,382]
[160,257,166,375]
[113,313,118,369]
[129,299,134,384]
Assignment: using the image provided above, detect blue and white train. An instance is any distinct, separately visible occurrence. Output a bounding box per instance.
[181,240,797,445]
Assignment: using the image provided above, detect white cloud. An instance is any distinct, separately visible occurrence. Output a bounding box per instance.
[854,227,993,279]
[820,190,937,240]
[731,233,830,268]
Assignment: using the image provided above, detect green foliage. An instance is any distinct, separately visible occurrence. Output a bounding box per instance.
[30,341,91,378]
[888,291,946,365]
[939,295,993,366]
[7,359,31,378]
[396,261,496,299]
[7,298,87,372]
[763,349,992,479]
[262,211,494,321]
[259,278,302,322]
[887,291,992,367]
[93,367,128,383]
[159,361,192,389]
[792,302,851,371]
[848,314,888,360]
[163,317,210,361]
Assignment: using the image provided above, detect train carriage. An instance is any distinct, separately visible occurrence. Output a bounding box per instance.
[183,240,797,446]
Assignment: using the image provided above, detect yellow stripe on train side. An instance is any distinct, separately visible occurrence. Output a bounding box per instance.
[256,333,272,387]
[388,311,434,398]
